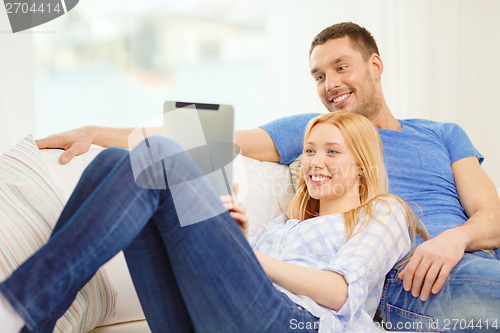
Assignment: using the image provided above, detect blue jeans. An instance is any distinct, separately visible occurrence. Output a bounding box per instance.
[0,137,319,333]
[378,250,500,332]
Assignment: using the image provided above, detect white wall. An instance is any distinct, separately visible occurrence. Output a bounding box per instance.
[0,9,34,153]
[263,0,500,185]
[454,0,500,187]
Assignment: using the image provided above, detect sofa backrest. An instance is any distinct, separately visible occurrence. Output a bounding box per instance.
[41,148,295,233]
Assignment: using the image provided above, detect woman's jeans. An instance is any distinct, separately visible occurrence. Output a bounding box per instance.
[378,249,500,332]
[0,137,318,333]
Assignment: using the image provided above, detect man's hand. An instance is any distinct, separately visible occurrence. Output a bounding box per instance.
[36,126,95,165]
[398,228,468,301]
[36,126,148,164]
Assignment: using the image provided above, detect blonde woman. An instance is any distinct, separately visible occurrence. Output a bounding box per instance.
[0,112,426,333]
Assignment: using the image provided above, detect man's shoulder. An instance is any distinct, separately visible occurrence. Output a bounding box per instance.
[399,118,462,135]
[401,118,452,127]
[260,112,321,129]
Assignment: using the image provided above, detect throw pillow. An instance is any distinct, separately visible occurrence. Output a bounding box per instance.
[289,154,302,191]
[0,135,116,333]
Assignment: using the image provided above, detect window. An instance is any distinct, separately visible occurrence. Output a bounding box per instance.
[34,0,267,137]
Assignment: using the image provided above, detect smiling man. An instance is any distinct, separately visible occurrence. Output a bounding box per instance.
[256,22,500,331]
[37,22,500,331]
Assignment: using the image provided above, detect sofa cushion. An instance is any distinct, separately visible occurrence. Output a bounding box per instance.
[0,135,116,333]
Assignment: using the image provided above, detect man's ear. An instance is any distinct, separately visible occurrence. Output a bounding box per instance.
[369,53,384,80]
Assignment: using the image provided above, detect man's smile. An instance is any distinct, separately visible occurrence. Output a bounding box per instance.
[329,92,352,107]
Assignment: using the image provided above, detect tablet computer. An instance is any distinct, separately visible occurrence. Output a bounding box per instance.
[163,101,237,196]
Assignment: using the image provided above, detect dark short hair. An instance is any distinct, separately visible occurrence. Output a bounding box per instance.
[310,22,379,60]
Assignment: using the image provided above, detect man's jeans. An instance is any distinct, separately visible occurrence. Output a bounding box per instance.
[0,136,318,333]
[378,250,500,332]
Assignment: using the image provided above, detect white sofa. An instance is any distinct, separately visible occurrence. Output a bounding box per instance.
[40,146,297,333]
[41,145,405,333]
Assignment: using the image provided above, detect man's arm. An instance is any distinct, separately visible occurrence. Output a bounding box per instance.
[454,156,500,250]
[399,156,500,301]
[37,126,281,164]
[235,128,280,162]
[36,126,163,164]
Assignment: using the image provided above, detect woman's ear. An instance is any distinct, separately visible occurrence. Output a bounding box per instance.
[358,166,364,179]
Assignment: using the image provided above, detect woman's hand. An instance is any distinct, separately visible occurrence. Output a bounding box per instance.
[220,184,248,239]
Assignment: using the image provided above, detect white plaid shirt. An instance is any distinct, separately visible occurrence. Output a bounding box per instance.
[250,197,411,332]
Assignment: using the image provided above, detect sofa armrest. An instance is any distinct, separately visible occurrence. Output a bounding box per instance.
[41,147,105,201]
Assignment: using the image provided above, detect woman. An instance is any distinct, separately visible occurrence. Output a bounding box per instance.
[0,111,426,332]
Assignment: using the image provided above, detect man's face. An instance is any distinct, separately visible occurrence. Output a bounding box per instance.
[309,36,382,118]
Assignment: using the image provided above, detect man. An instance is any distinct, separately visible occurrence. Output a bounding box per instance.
[37,22,500,331]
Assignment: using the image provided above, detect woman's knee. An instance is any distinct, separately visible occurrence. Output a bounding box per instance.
[129,136,206,192]
[133,136,184,160]
[95,147,129,165]
[84,147,129,177]
[131,136,197,172]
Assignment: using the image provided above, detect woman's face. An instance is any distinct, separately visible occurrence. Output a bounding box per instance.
[301,122,362,210]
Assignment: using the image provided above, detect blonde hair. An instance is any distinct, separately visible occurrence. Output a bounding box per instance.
[287,112,428,246]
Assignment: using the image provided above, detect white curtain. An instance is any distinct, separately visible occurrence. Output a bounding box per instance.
[0,10,34,153]
[264,0,500,185]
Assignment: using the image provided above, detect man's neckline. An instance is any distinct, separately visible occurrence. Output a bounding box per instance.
[377,120,404,132]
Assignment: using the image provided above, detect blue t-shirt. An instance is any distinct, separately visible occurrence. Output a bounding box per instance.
[260,113,484,240]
